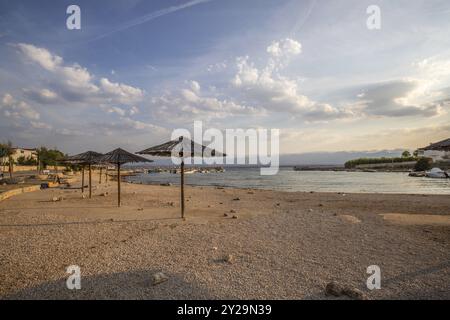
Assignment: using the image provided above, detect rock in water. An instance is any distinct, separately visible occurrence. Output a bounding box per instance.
[152,272,168,286]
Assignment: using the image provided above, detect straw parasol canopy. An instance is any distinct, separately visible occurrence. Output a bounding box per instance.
[422,138,450,151]
[64,151,104,164]
[63,151,104,198]
[137,136,225,157]
[137,136,225,218]
[99,148,153,207]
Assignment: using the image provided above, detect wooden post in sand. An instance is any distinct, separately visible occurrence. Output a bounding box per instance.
[8,158,13,180]
[117,163,121,207]
[106,167,108,183]
[81,166,85,193]
[99,167,102,184]
[89,163,92,198]
[180,160,185,219]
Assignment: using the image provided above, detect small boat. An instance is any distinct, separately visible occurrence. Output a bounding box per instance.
[425,168,449,179]
[408,171,426,177]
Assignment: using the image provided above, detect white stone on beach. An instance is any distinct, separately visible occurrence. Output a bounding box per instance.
[325,281,367,300]
[223,254,234,264]
[152,272,169,286]
[339,215,361,224]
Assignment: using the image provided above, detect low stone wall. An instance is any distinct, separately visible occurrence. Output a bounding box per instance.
[1,165,67,173]
[0,185,40,201]
[0,182,60,202]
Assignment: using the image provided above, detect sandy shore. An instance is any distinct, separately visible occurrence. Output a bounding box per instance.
[0,171,449,299]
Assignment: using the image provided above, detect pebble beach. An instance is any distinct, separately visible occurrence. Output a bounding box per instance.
[0,172,449,299]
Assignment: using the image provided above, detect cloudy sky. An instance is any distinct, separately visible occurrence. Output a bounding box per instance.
[1,0,450,155]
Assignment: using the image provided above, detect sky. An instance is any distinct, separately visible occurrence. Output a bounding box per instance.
[1,0,450,157]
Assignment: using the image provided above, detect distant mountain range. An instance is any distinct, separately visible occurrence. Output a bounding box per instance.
[125,149,407,167]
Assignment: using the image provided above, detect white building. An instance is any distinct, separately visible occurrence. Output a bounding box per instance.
[1,147,37,164]
[418,138,450,162]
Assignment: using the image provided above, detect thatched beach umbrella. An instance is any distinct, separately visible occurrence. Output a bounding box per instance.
[137,136,225,219]
[63,151,104,198]
[422,138,450,152]
[99,148,153,207]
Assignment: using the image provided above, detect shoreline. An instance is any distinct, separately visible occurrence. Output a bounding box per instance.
[128,178,450,196]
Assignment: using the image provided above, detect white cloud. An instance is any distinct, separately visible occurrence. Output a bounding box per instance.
[30,121,52,130]
[151,81,262,123]
[99,78,144,104]
[23,88,58,104]
[95,117,167,134]
[1,93,40,120]
[129,106,139,115]
[107,106,127,117]
[189,80,201,93]
[231,40,352,121]
[15,43,62,71]
[267,38,302,59]
[15,43,143,106]
[354,80,445,118]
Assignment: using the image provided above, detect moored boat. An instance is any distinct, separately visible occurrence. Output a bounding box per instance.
[425,168,449,179]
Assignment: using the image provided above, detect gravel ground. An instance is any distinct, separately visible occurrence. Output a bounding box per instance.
[0,172,449,299]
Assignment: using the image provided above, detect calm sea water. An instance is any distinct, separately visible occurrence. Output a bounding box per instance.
[126,167,450,195]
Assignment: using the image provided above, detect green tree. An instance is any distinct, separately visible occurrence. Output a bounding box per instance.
[415,157,432,172]
[17,155,38,166]
[36,147,65,170]
[344,156,416,169]
[402,150,411,158]
[413,149,419,158]
[0,141,14,179]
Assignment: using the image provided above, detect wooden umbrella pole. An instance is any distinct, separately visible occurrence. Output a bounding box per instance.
[89,163,92,198]
[81,166,85,193]
[180,160,185,219]
[117,163,121,207]
[99,167,102,184]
